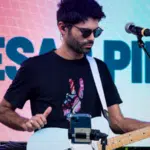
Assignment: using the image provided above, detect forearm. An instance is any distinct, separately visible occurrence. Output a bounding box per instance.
[0,107,29,131]
[111,117,150,134]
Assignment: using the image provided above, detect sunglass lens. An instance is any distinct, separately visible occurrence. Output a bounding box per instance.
[82,29,92,38]
[94,28,103,38]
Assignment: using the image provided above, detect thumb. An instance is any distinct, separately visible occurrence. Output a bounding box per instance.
[43,107,52,118]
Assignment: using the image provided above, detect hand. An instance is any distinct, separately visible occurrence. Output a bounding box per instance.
[22,107,52,132]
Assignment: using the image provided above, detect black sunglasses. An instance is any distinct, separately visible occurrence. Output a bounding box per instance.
[68,24,103,38]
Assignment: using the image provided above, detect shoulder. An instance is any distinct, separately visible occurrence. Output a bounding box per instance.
[94,57,106,66]
[87,56,111,78]
[90,56,109,72]
[21,51,54,69]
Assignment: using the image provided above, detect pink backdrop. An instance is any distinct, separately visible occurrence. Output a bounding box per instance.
[0,0,61,142]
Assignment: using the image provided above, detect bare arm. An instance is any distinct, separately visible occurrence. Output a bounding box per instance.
[0,99,52,132]
[0,99,29,131]
[108,104,150,134]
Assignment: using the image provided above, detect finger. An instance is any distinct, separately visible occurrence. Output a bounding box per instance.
[78,78,84,98]
[38,115,47,125]
[35,115,45,127]
[43,107,52,118]
[30,119,41,130]
[69,79,76,95]
[25,121,35,132]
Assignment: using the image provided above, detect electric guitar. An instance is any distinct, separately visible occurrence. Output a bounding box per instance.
[27,117,150,150]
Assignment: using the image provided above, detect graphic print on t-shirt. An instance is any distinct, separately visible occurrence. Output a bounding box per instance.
[62,78,84,119]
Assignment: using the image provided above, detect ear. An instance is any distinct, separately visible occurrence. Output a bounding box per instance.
[58,21,66,35]
[62,26,66,31]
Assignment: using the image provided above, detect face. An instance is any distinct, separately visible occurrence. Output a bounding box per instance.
[64,18,102,54]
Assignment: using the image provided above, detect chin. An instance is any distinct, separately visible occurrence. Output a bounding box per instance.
[82,48,91,54]
[73,48,91,55]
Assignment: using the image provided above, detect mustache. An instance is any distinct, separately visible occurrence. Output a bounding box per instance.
[82,41,94,46]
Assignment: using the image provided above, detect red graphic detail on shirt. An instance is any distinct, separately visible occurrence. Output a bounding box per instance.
[62,78,84,118]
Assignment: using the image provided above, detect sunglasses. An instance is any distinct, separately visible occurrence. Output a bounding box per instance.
[68,24,103,38]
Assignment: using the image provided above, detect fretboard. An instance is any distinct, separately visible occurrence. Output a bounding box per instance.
[97,126,150,150]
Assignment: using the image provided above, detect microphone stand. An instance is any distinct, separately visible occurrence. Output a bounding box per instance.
[137,35,150,59]
[89,129,108,150]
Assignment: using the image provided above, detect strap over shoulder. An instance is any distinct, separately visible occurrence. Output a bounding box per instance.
[86,56,110,124]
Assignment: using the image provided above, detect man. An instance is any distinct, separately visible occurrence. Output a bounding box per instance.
[0,0,149,134]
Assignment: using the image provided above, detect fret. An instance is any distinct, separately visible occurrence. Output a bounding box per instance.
[97,126,150,150]
[120,134,131,145]
[108,137,117,149]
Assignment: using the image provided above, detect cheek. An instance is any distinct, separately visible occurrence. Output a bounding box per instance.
[69,33,81,43]
[72,29,83,39]
[74,35,85,44]
[67,30,84,44]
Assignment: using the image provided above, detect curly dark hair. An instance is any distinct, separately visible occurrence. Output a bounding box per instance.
[57,0,106,25]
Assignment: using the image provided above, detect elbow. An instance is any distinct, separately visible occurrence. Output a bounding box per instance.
[109,116,125,134]
[110,125,124,134]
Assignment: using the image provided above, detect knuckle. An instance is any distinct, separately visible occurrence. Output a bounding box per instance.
[35,114,40,117]
[26,123,32,128]
[41,116,47,121]
[39,114,43,117]
[34,122,40,128]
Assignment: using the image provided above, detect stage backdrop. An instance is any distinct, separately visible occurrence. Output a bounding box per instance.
[0,0,150,147]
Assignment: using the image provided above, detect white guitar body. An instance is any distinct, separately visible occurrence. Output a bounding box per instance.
[27,116,110,150]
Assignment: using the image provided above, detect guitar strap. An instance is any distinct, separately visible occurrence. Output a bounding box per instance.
[86,55,110,125]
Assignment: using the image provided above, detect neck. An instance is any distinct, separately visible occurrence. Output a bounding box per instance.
[55,43,84,60]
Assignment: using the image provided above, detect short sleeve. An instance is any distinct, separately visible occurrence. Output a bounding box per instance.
[4,59,33,109]
[96,59,123,107]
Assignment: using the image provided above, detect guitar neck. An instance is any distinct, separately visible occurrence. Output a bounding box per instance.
[97,126,150,150]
